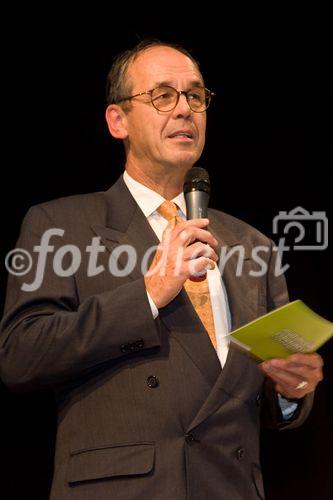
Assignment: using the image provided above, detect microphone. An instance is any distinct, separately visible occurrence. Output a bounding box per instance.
[183,167,211,281]
[183,167,210,219]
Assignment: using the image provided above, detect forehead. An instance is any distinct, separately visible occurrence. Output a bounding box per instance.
[128,46,204,89]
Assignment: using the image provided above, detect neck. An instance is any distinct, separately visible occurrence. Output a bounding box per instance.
[125,160,190,200]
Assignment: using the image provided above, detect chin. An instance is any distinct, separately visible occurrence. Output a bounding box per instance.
[170,151,200,168]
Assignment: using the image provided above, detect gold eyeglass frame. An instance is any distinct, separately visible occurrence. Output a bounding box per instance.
[117,85,215,113]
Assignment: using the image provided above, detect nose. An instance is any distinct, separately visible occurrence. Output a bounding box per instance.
[172,92,192,119]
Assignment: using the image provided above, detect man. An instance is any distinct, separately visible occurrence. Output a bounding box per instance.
[0,40,323,499]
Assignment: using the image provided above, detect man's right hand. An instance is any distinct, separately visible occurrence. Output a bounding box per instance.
[144,218,218,309]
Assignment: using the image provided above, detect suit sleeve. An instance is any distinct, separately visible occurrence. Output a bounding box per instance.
[261,239,314,429]
[0,205,161,392]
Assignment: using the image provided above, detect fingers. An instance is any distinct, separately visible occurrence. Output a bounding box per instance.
[163,219,218,249]
[166,218,209,240]
[261,356,324,385]
[259,353,324,399]
[183,241,219,262]
[160,218,219,273]
[144,218,219,308]
[261,364,309,389]
[284,352,324,369]
[179,227,218,248]
[261,353,324,375]
[186,255,217,276]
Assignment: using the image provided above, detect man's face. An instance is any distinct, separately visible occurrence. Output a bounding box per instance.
[123,46,207,172]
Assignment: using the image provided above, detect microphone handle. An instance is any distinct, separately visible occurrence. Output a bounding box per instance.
[184,191,210,281]
[184,191,209,220]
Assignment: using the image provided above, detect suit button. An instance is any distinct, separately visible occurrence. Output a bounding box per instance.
[120,344,129,353]
[147,375,159,388]
[185,433,197,444]
[135,339,144,349]
[236,447,245,460]
[256,393,262,406]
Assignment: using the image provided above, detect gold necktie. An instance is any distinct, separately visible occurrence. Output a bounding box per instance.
[157,201,217,350]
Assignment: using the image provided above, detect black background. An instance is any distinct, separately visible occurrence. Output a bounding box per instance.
[1,5,332,499]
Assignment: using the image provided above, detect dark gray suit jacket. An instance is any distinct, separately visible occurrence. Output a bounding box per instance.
[0,177,313,499]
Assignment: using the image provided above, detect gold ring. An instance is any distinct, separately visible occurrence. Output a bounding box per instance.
[296,380,308,390]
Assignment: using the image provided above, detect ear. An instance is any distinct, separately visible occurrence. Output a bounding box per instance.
[105,104,129,139]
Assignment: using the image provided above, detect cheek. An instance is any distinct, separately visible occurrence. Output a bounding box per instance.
[197,117,206,146]
[200,115,207,133]
[140,114,165,142]
[195,112,206,130]
[129,117,155,147]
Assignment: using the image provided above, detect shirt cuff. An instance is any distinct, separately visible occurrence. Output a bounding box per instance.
[278,393,299,420]
[146,290,159,319]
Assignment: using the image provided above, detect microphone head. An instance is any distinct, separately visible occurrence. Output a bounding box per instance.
[183,167,210,196]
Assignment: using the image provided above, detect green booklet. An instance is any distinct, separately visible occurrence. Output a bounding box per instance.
[229,300,333,361]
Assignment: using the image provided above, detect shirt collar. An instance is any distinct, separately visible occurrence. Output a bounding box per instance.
[123,170,186,218]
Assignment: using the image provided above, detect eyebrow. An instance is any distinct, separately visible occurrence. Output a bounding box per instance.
[153,79,205,88]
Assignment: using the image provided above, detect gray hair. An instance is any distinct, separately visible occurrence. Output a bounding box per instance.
[106,39,201,110]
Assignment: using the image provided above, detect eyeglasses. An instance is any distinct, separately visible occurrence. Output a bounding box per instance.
[117,85,215,112]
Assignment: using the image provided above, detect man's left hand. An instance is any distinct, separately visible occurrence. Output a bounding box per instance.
[259,353,324,399]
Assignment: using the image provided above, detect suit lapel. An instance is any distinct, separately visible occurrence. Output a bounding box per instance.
[91,177,159,281]
[186,346,248,432]
[159,294,222,387]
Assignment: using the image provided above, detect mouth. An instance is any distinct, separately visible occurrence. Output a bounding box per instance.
[167,130,194,142]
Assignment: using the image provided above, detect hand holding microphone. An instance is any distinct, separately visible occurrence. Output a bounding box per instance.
[144,167,218,309]
[183,167,212,281]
